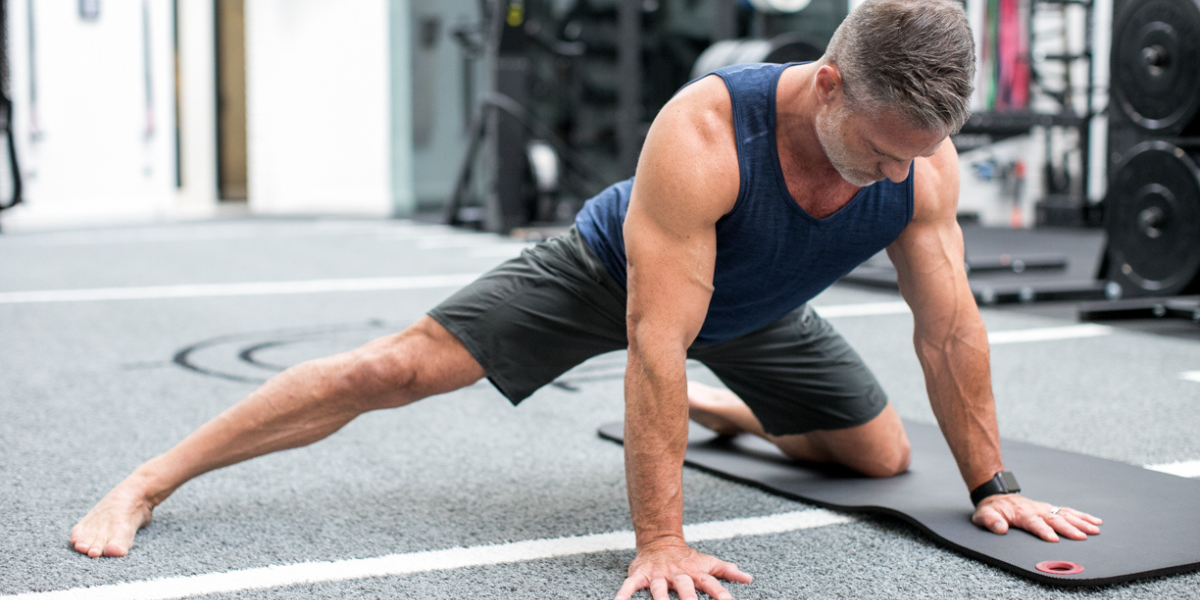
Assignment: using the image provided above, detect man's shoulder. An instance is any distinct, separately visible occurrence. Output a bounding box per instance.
[633,76,740,223]
[665,75,737,150]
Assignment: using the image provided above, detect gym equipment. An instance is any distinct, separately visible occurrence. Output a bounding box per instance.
[1110,0,1200,136]
[0,0,24,225]
[741,0,812,14]
[1079,296,1200,324]
[841,226,1109,305]
[598,420,1200,586]
[690,34,823,80]
[1103,0,1200,299]
[445,0,604,233]
[1104,142,1200,297]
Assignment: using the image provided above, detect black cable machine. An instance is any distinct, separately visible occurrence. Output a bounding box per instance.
[443,0,605,234]
[0,0,25,229]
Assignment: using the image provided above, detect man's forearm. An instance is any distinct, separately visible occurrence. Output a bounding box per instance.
[916,315,1004,490]
[623,341,691,550]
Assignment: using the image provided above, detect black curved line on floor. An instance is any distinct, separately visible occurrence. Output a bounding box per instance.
[173,319,395,384]
[173,338,271,384]
[238,340,299,372]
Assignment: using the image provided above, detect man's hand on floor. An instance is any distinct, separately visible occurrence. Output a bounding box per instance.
[973,494,1103,542]
[615,539,753,600]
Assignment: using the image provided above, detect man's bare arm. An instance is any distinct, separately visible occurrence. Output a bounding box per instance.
[887,141,1102,541]
[615,76,750,600]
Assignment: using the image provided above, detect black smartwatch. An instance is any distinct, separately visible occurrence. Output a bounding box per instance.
[970,471,1020,506]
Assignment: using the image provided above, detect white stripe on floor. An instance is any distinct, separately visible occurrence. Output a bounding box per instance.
[813,302,1114,344]
[987,324,1112,345]
[812,301,911,318]
[2,510,853,600]
[0,274,483,304]
[1180,371,1200,384]
[1145,460,1200,478]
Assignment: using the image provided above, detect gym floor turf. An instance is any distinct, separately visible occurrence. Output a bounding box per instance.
[2,218,1198,599]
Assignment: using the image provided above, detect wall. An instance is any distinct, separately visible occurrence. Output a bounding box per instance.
[243,0,396,217]
[0,0,179,231]
[176,0,219,217]
[408,0,481,210]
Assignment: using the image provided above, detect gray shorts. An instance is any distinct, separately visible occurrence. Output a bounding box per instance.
[428,227,887,436]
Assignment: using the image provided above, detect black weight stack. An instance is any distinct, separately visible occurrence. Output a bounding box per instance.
[1105,0,1200,297]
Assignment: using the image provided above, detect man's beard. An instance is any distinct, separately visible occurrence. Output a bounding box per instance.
[815,106,882,187]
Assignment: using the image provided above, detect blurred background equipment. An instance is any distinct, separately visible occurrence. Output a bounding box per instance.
[0,0,24,226]
[440,0,842,234]
[689,34,823,80]
[1102,0,1200,299]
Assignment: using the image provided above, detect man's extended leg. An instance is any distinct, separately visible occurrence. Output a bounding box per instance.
[687,381,911,478]
[70,316,484,558]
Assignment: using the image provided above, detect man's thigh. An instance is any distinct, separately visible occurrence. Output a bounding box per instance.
[429,227,629,404]
[688,304,889,436]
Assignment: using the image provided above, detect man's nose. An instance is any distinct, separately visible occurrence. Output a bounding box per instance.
[883,160,912,183]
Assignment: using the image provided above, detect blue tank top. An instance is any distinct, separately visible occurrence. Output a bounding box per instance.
[575,62,914,345]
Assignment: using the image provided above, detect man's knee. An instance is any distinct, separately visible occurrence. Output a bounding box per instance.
[329,317,482,411]
[860,438,911,478]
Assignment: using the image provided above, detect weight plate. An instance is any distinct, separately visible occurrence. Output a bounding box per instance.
[691,36,824,80]
[1106,142,1200,296]
[763,36,824,64]
[1111,0,1200,134]
[691,40,745,79]
[729,39,775,66]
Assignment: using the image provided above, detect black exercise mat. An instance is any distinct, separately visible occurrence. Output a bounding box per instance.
[598,420,1200,586]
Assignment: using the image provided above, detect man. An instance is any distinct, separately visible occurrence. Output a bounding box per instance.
[71,1,1101,599]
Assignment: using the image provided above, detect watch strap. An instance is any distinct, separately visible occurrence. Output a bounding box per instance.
[970,471,1020,506]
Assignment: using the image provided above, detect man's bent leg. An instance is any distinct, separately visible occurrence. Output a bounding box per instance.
[71,316,484,558]
[687,382,911,478]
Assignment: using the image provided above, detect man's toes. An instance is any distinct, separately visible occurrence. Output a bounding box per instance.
[103,541,129,557]
[87,545,104,558]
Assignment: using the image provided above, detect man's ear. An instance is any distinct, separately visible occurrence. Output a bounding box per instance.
[814,63,845,107]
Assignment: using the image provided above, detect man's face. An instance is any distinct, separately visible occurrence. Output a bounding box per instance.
[815,99,946,186]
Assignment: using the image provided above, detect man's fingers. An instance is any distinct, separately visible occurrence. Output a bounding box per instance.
[1045,514,1087,540]
[1061,512,1100,536]
[972,505,1008,534]
[1063,507,1103,526]
[650,577,671,600]
[614,575,645,600]
[1023,513,1060,542]
[711,561,753,584]
[694,573,733,600]
[672,574,698,600]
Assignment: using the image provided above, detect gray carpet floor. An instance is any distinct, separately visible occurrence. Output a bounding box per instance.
[1,218,1198,598]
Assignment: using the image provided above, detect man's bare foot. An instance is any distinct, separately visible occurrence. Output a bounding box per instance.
[70,477,156,558]
[686,381,766,437]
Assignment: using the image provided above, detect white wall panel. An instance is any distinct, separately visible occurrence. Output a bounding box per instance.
[176,0,219,217]
[244,0,393,216]
[1,0,178,230]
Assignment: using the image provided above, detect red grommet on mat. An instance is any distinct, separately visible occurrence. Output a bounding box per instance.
[1036,560,1084,575]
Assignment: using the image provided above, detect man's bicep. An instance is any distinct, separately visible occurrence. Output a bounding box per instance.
[621,87,735,349]
[623,196,717,349]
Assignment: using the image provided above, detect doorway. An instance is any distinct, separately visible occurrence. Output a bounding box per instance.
[215,0,246,201]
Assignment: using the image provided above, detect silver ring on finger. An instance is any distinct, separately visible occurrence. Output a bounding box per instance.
[1048,506,1061,517]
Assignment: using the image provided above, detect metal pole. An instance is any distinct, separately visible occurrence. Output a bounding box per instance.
[617,0,641,177]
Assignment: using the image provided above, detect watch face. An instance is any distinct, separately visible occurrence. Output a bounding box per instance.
[999,471,1020,492]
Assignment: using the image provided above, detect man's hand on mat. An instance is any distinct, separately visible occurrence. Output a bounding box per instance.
[615,539,752,600]
[972,494,1102,542]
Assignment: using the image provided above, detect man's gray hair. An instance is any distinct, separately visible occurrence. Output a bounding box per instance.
[823,0,976,134]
